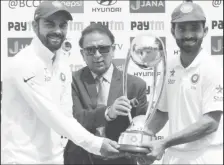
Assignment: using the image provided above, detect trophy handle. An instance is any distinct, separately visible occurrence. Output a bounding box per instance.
[144,38,167,128]
[123,50,131,97]
[123,50,133,123]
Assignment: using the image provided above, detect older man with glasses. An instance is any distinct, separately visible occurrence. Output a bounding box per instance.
[64,23,148,165]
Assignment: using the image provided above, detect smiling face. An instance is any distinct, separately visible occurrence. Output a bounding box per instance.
[172,21,208,54]
[33,11,69,52]
[81,31,115,76]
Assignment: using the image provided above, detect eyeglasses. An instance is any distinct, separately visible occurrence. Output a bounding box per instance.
[82,45,113,56]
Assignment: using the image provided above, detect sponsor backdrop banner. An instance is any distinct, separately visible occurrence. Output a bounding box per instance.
[1,0,223,164]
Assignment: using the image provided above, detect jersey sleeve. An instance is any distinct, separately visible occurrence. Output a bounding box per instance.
[202,67,223,114]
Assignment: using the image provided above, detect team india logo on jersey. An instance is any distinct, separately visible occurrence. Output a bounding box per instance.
[191,74,200,84]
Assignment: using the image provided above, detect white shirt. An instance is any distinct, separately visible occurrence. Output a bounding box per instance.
[158,48,223,151]
[91,64,114,121]
[1,37,103,164]
[91,64,115,122]
[91,64,114,101]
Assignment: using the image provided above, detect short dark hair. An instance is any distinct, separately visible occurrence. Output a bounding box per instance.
[79,23,115,48]
[171,21,206,29]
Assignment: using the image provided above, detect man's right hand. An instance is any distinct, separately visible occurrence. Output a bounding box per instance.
[99,138,126,159]
[107,96,132,119]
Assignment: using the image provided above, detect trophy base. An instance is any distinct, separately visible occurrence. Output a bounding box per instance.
[119,144,150,154]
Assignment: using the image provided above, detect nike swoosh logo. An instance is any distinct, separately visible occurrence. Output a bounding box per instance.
[23,76,35,83]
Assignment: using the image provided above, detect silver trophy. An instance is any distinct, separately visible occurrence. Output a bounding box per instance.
[118,33,167,154]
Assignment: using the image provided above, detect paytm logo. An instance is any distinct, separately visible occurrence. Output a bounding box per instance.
[59,0,84,13]
[90,21,124,31]
[8,38,32,57]
[130,0,165,13]
[131,21,164,30]
[8,21,84,32]
[211,20,223,30]
[8,22,29,31]
[211,36,223,55]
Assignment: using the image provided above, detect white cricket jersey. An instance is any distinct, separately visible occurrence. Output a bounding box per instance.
[1,37,103,164]
[158,48,223,151]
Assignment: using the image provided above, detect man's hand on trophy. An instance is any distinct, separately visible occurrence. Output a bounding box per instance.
[107,96,132,119]
[99,138,127,159]
[138,140,166,162]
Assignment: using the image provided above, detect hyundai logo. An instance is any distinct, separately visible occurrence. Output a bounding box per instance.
[96,0,117,6]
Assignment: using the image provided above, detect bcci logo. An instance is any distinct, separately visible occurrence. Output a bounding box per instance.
[191,74,200,84]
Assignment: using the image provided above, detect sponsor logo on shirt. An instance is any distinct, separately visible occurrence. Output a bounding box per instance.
[216,85,223,94]
[168,79,175,84]
[44,68,51,82]
[170,69,175,77]
[214,85,223,102]
[23,76,35,83]
[168,69,175,84]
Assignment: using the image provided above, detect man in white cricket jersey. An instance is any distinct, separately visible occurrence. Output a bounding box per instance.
[1,1,122,164]
[137,0,223,164]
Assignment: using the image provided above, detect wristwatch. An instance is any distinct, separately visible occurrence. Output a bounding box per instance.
[105,106,116,121]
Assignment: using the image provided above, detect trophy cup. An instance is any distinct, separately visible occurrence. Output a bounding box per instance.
[118,33,167,154]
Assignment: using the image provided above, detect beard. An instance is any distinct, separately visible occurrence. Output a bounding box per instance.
[176,38,203,54]
[38,30,65,52]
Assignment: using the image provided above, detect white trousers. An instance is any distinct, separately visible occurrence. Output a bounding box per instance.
[162,145,223,164]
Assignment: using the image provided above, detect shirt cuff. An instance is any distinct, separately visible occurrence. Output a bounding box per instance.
[91,136,104,156]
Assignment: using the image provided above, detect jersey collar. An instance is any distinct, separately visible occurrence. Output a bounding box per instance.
[173,48,207,70]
